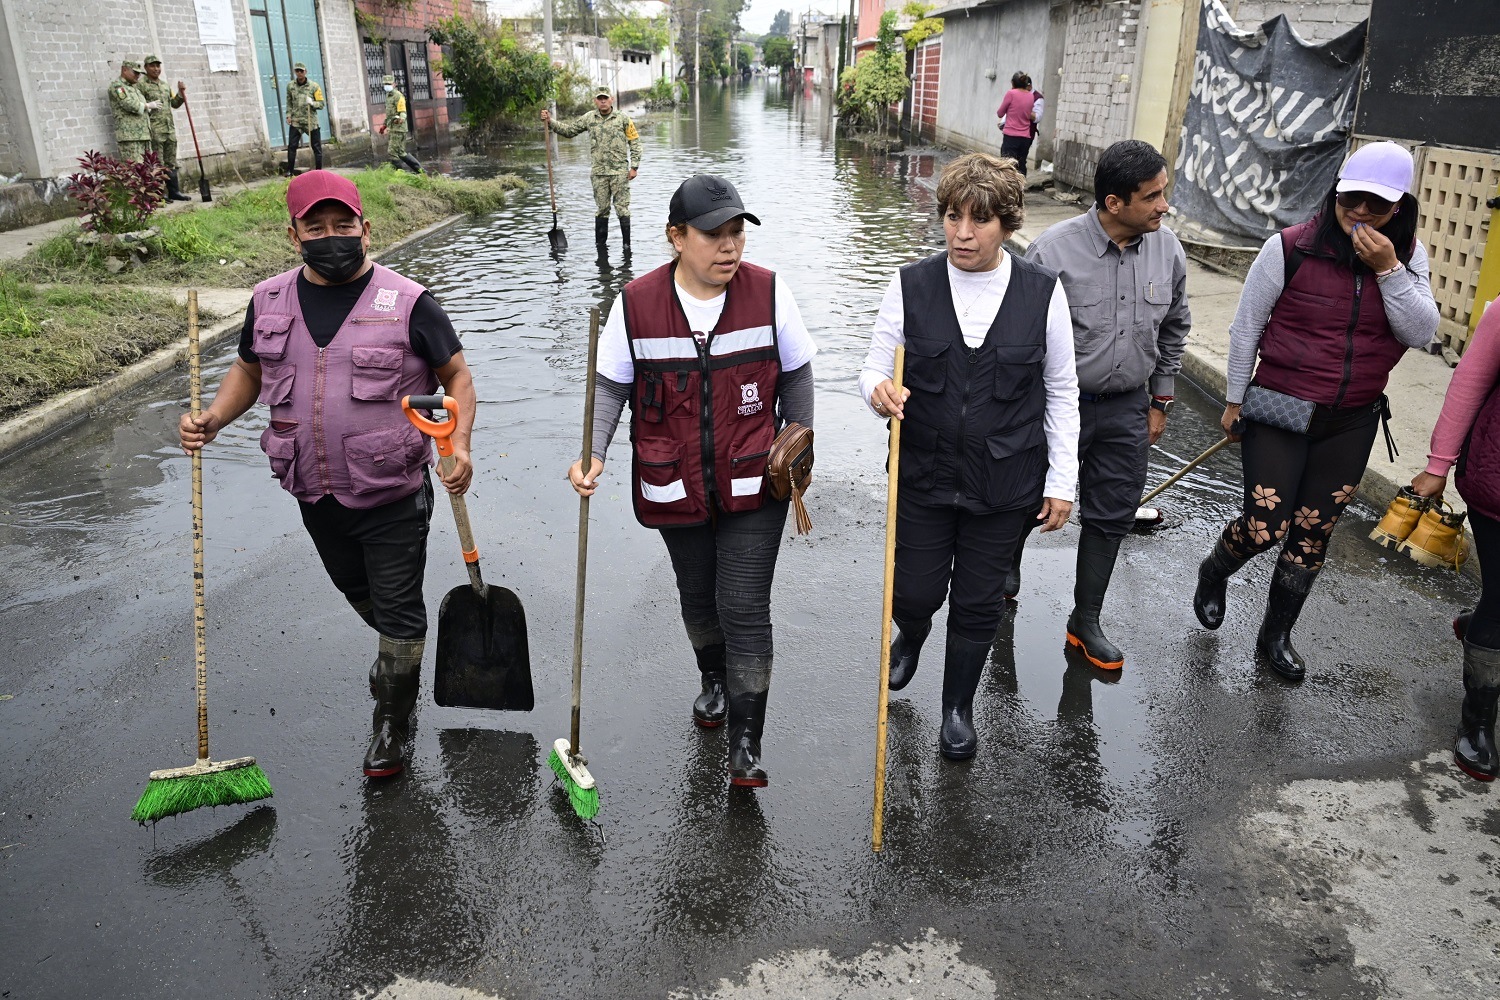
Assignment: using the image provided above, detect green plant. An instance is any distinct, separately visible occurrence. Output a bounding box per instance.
[901,2,944,48]
[158,219,216,262]
[607,14,668,56]
[837,12,908,130]
[67,150,168,235]
[354,8,384,45]
[0,273,41,340]
[553,63,594,115]
[643,75,684,108]
[762,35,795,73]
[428,15,555,130]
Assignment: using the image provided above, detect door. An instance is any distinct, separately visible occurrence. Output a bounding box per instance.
[249,0,330,148]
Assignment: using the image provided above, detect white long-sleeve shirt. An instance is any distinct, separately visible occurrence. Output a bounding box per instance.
[859,253,1080,500]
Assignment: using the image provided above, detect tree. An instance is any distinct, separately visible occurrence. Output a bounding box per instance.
[836,11,908,130]
[761,34,795,73]
[607,14,669,55]
[901,2,943,48]
[428,16,555,133]
[675,0,747,80]
[769,9,791,36]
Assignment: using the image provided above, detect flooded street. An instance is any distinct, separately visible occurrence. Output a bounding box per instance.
[1,83,1491,999]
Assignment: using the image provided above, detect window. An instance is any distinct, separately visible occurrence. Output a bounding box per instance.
[363,40,386,102]
[406,42,432,101]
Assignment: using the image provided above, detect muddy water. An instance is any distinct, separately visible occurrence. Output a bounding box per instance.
[0,82,1475,999]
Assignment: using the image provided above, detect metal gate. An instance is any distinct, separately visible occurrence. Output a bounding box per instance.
[249,0,330,148]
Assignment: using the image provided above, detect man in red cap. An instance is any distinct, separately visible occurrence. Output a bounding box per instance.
[178,170,477,779]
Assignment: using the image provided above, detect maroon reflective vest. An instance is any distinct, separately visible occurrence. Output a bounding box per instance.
[250,263,437,509]
[1254,219,1410,409]
[620,261,779,527]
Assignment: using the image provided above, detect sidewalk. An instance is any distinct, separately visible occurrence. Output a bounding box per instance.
[1014,191,1458,516]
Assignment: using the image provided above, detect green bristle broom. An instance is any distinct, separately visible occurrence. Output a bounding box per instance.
[132,290,272,824]
[547,307,602,822]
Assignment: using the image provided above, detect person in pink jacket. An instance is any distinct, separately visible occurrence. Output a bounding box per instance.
[1410,303,1500,782]
[995,72,1039,176]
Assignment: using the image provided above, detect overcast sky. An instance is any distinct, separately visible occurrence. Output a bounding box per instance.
[740,1,851,35]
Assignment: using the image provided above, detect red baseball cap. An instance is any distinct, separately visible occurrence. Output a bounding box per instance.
[286,170,362,220]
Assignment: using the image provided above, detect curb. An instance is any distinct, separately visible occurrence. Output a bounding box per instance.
[0,213,467,464]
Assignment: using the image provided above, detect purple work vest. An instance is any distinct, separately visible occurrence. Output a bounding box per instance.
[250,263,438,509]
[1457,384,1500,523]
[1253,219,1409,409]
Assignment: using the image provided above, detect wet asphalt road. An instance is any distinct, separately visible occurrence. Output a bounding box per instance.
[1,82,1493,999]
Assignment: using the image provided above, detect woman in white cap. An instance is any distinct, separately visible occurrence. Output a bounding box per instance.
[566,174,817,789]
[1191,141,1438,681]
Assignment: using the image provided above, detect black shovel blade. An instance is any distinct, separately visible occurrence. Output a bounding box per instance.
[433,582,533,710]
[199,176,212,202]
[549,226,567,253]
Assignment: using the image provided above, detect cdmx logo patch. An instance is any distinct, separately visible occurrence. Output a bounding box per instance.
[738,382,763,416]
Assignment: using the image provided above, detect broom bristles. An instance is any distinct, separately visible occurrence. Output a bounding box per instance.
[547,746,600,821]
[131,761,273,824]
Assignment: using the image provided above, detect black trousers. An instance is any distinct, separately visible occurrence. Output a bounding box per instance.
[299,473,434,640]
[287,126,322,172]
[1467,509,1500,649]
[893,495,1036,642]
[1078,388,1151,542]
[1000,134,1034,176]
[1220,402,1380,570]
[658,498,790,658]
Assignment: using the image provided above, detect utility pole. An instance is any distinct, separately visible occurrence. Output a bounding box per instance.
[694,8,702,84]
[543,0,553,65]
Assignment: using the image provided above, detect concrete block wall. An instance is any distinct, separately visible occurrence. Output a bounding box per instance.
[1053,0,1143,191]
[1228,0,1371,44]
[321,1,372,139]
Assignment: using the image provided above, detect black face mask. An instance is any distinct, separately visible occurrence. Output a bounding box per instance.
[299,234,366,284]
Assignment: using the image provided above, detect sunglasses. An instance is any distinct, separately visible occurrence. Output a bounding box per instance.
[1336,191,1395,215]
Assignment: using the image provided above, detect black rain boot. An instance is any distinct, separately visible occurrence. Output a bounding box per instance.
[595,215,609,262]
[1004,532,1027,600]
[1065,530,1125,670]
[402,153,423,174]
[1256,561,1317,681]
[939,632,991,760]
[692,642,728,727]
[1193,536,1249,630]
[726,655,771,787]
[887,616,932,691]
[166,169,192,201]
[618,215,631,257]
[1455,639,1500,782]
[364,635,423,778]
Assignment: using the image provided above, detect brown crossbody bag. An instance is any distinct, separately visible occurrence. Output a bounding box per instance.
[767,422,814,535]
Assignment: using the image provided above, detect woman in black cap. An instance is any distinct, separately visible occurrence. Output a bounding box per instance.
[566,174,817,788]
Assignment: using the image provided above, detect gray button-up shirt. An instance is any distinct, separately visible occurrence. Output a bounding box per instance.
[1025,206,1191,396]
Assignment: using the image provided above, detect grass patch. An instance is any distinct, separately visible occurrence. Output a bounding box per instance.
[6,168,525,288]
[0,272,194,414]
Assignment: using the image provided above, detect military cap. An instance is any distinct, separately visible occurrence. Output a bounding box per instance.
[594,86,612,98]
[144,55,161,66]
[121,59,142,72]
[293,62,307,72]
[382,74,395,85]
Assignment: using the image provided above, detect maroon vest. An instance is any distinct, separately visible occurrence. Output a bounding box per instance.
[250,263,438,509]
[1254,219,1410,408]
[620,261,779,527]
[1457,382,1500,522]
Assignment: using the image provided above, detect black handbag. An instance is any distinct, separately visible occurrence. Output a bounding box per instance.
[1240,385,1315,434]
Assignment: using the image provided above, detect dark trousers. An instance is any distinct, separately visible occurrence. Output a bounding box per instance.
[1000,134,1034,175]
[298,474,434,640]
[1220,402,1380,570]
[1467,509,1500,648]
[287,126,322,172]
[893,496,1036,642]
[658,498,790,658]
[1078,388,1151,542]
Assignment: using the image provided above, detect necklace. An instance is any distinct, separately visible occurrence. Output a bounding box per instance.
[950,267,1000,318]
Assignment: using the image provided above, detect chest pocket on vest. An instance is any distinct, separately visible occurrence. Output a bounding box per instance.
[903,337,950,394]
[351,347,404,401]
[993,344,1044,401]
[253,314,293,361]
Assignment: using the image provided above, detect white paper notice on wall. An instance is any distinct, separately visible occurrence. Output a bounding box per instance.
[205,44,238,73]
[195,0,238,73]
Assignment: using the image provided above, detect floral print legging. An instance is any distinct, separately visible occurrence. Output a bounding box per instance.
[1220,403,1382,571]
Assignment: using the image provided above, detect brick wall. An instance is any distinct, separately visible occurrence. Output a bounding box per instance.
[356,0,470,139]
[1053,0,1143,191]
[911,38,940,140]
[1228,0,1371,44]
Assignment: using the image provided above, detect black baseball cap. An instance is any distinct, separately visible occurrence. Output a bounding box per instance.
[668,174,761,231]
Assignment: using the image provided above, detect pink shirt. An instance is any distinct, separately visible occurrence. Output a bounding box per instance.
[1426,303,1500,476]
[996,88,1037,138]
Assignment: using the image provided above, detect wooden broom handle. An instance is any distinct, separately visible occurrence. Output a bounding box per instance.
[872,345,905,853]
[571,308,600,755]
[188,291,210,762]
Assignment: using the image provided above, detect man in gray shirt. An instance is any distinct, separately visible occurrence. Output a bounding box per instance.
[1016,140,1191,670]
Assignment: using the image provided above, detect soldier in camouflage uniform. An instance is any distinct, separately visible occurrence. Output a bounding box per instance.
[108,60,152,164]
[378,74,422,174]
[138,56,191,200]
[284,61,325,176]
[542,87,642,259]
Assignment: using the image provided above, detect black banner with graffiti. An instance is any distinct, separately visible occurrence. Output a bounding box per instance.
[1173,0,1366,244]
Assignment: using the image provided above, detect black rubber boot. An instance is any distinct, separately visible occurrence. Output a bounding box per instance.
[401,153,423,174]
[1003,533,1027,599]
[1256,561,1317,681]
[726,655,771,787]
[618,215,631,257]
[595,215,609,261]
[887,616,932,692]
[1065,530,1125,670]
[939,633,991,760]
[1455,639,1500,781]
[166,169,192,201]
[692,642,728,728]
[364,636,423,778]
[1193,536,1249,630]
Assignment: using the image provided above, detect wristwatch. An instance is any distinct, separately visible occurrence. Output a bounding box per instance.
[1150,395,1175,415]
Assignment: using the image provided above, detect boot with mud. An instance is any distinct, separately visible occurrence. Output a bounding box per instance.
[364,635,424,778]
[1193,536,1249,630]
[887,616,932,691]
[165,169,192,202]
[692,642,727,727]
[1256,561,1317,681]
[1065,530,1125,670]
[619,215,632,258]
[1455,639,1500,782]
[725,655,771,787]
[400,153,424,175]
[938,633,990,760]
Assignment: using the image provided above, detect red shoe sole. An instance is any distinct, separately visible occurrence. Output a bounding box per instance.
[1454,755,1496,782]
[363,764,404,778]
[1065,631,1123,670]
[729,776,768,788]
[692,716,725,729]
